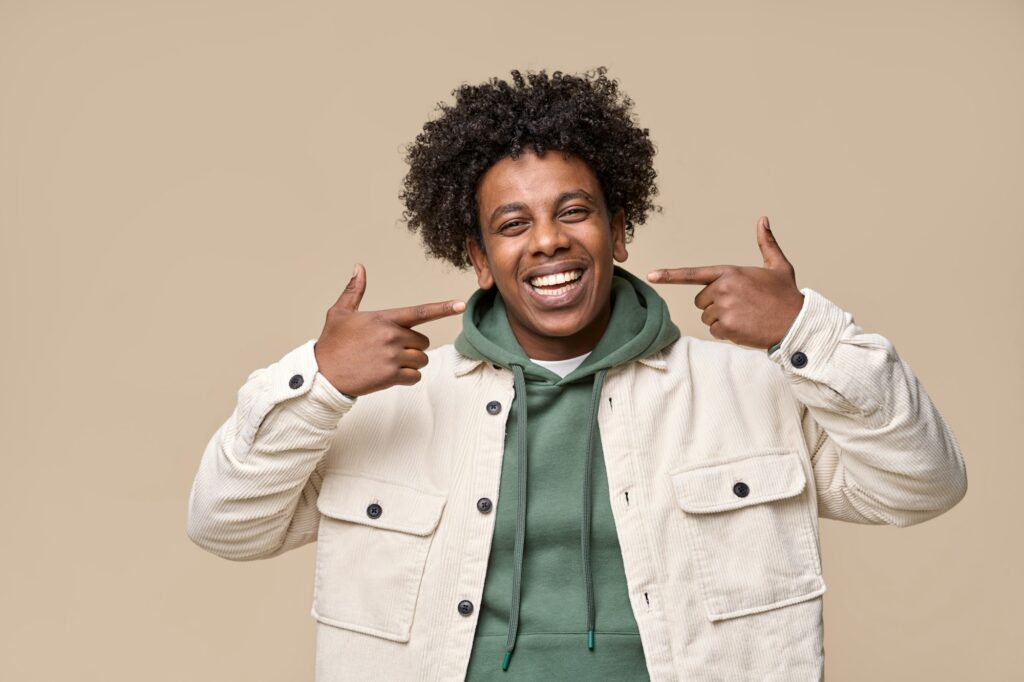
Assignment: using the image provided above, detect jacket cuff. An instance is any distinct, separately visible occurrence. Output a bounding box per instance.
[267,339,356,417]
[767,287,848,375]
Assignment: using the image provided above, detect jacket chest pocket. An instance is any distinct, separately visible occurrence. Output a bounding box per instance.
[670,450,826,622]
[313,473,446,642]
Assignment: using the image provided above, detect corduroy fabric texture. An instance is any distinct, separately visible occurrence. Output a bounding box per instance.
[187,285,968,681]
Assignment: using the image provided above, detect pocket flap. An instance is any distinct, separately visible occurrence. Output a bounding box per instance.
[317,473,446,536]
[671,450,807,513]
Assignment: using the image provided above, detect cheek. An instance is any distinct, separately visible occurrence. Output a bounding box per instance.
[487,247,522,285]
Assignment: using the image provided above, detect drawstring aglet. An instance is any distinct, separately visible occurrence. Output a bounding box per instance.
[587,629,595,650]
[502,651,512,671]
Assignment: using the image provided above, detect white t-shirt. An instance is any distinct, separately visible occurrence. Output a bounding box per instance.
[528,351,592,379]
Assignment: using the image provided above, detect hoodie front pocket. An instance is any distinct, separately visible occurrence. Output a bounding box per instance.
[670,450,826,622]
[313,473,446,642]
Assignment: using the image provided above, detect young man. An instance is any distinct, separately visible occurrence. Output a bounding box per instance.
[187,68,968,681]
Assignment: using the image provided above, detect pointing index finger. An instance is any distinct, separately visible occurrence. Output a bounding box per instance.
[382,299,467,328]
[647,266,729,285]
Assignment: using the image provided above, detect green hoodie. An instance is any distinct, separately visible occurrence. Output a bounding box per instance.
[455,266,681,679]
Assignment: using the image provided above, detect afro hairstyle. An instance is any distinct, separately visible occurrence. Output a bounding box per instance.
[399,66,660,269]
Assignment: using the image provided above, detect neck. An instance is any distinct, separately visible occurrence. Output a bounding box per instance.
[511,302,610,361]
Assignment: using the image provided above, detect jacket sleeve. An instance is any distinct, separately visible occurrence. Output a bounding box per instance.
[769,288,968,527]
[186,339,355,560]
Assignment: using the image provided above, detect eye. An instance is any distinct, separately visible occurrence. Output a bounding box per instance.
[562,207,589,219]
[498,219,527,233]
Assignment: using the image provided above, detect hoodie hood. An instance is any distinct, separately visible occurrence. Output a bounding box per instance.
[455,265,679,672]
[455,265,680,382]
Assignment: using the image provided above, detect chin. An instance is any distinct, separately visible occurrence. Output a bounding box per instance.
[527,313,593,339]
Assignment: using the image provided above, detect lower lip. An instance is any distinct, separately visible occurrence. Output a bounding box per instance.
[522,271,587,308]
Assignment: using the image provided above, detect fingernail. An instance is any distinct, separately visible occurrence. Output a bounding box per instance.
[648,271,661,282]
[454,301,466,312]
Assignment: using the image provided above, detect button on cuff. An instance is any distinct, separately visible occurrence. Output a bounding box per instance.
[249,340,355,434]
[767,288,848,374]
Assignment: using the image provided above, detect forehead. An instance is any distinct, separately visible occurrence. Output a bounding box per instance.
[476,150,602,210]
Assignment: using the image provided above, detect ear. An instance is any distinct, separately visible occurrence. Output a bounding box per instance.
[465,236,495,289]
[611,208,628,263]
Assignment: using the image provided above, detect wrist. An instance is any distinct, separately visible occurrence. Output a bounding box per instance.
[768,293,805,355]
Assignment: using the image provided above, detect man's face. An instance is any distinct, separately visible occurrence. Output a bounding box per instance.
[467,148,628,360]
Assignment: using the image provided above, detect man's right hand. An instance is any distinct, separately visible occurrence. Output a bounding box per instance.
[313,263,466,397]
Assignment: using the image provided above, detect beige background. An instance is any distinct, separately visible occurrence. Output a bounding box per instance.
[1,1,1020,680]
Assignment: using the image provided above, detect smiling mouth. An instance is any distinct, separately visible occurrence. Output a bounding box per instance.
[527,269,584,297]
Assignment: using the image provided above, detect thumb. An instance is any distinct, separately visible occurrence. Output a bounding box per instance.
[756,216,790,270]
[336,263,367,312]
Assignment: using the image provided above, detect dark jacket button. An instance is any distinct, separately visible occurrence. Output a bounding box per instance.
[486,401,502,415]
[476,497,493,514]
[733,482,750,498]
[790,351,808,369]
[458,599,474,616]
[289,374,304,389]
[366,503,382,519]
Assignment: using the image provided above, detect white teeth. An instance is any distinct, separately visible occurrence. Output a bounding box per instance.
[533,280,581,296]
[529,269,582,288]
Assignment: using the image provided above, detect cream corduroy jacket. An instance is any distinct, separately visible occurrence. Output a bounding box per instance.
[186,287,968,682]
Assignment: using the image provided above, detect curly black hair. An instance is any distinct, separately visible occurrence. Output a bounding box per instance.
[399,66,660,269]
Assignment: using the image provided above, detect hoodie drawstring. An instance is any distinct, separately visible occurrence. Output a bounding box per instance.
[581,368,608,651]
[501,365,609,672]
[503,364,529,672]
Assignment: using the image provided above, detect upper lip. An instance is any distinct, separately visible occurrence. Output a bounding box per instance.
[522,261,588,282]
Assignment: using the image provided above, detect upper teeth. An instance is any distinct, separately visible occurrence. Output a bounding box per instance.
[530,270,582,287]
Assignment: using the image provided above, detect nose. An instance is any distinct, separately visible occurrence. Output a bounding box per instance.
[528,216,571,256]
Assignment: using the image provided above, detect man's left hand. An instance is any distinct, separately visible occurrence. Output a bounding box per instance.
[646,216,805,350]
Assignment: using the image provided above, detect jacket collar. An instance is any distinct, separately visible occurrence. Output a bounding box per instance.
[453,351,486,377]
[452,346,671,376]
[638,352,669,370]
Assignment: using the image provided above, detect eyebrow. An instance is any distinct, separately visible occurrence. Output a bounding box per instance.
[488,189,597,224]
